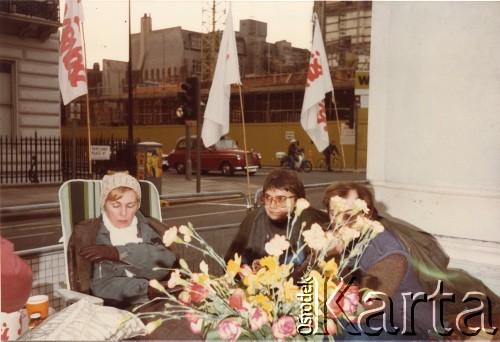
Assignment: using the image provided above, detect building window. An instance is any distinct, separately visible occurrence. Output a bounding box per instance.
[144,69,149,80]
[190,34,200,50]
[0,61,14,137]
[192,60,201,75]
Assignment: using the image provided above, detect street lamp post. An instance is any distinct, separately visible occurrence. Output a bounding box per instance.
[127,0,134,174]
[70,102,81,179]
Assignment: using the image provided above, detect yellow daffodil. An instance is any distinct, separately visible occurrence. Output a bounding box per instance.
[283,277,299,302]
[248,293,275,321]
[319,258,338,279]
[259,255,279,272]
[243,271,262,296]
[227,254,241,279]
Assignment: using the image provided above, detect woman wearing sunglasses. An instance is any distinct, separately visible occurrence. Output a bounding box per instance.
[224,168,328,272]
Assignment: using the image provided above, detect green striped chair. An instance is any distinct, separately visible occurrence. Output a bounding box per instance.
[57,179,162,304]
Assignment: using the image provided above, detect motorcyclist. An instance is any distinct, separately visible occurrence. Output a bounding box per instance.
[287,139,299,170]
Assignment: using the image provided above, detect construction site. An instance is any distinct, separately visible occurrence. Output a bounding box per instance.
[62,1,372,168]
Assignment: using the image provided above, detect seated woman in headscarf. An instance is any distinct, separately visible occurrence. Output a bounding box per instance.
[322,181,500,339]
[68,173,177,308]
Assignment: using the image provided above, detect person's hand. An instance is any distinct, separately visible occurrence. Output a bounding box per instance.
[79,245,120,263]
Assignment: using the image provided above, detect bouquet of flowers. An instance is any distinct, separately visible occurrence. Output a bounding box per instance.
[135,197,384,340]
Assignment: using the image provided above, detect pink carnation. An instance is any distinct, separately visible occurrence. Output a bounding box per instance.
[302,223,327,251]
[327,283,360,319]
[162,226,178,247]
[265,234,290,256]
[249,307,269,331]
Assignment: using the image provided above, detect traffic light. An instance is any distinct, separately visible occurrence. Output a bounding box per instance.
[176,76,200,124]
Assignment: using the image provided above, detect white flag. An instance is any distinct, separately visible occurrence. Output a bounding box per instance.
[201,4,241,148]
[59,0,88,105]
[300,16,333,152]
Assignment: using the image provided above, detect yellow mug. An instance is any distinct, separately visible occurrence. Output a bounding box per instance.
[25,295,49,320]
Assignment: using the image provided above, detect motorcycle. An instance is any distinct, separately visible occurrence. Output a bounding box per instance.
[276,150,312,172]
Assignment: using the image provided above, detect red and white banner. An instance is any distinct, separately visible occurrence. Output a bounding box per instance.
[59,0,87,105]
[201,4,241,148]
[300,16,333,152]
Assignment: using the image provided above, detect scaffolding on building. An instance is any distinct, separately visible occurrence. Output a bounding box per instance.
[200,0,225,81]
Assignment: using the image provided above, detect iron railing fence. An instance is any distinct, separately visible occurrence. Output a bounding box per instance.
[60,135,138,180]
[0,134,137,184]
[0,132,61,184]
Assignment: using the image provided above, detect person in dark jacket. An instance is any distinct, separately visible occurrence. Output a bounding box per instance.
[225,169,328,270]
[322,140,341,171]
[287,139,300,170]
[68,173,177,308]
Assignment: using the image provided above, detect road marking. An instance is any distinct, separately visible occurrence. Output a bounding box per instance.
[164,208,246,221]
[198,202,247,207]
[0,222,59,230]
[6,231,57,240]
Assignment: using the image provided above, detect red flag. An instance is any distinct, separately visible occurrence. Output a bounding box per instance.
[201,4,241,148]
[300,16,333,152]
[59,0,87,105]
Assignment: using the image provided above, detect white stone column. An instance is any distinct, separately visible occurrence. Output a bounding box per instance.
[368,2,500,293]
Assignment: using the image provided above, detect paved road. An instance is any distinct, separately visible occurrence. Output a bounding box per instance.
[0,167,366,251]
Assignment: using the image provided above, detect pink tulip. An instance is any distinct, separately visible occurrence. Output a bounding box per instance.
[271,315,297,340]
[218,318,242,342]
[228,288,249,312]
[190,283,208,303]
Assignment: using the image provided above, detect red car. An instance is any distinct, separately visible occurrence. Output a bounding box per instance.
[167,136,262,176]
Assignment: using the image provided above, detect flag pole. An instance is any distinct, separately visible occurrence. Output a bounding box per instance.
[238,85,252,207]
[332,96,346,169]
[81,22,92,176]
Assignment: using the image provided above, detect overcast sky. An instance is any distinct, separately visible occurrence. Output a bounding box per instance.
[61,0,315,67]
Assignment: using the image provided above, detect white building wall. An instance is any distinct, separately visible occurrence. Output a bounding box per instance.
[0,32,60,137]
[368,2,500,293]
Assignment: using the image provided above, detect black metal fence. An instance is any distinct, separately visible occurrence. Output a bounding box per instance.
[0,133,137,184]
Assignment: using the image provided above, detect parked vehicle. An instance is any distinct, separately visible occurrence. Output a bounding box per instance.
[162,153,169,171]
[167,136,262,176]
[277,150,312,172]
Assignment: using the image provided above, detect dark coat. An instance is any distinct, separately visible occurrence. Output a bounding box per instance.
[225,206,329,268]
[67,212,173,297]
[380,215,500,317]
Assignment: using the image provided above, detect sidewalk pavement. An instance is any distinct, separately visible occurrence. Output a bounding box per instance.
[0,168,367,209]
[0,172,262,209]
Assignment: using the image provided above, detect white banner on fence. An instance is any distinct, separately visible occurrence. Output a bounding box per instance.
[91,145,111,160]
